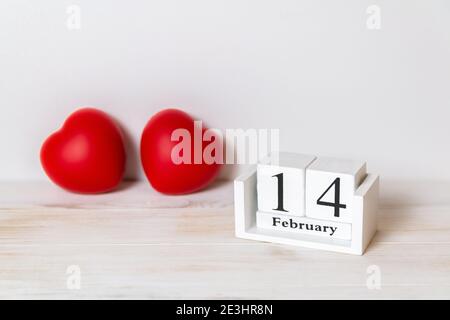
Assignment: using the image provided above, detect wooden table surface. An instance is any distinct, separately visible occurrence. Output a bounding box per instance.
[0,180,449,299]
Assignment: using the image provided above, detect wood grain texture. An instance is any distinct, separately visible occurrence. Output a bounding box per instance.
[0,181,449,299]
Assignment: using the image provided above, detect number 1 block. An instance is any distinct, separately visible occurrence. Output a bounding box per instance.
[305,157,367,223]
[257,152,316,216]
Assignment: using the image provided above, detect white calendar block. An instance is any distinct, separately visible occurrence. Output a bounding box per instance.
[234,164,379,255]
[305,157,367,223]
[257,211,352,240]
[257,152,316,216]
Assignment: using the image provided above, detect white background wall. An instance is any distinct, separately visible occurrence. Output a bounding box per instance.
[1,1,449,203]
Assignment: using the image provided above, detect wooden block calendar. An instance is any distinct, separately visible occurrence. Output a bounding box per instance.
[234,152,379,255]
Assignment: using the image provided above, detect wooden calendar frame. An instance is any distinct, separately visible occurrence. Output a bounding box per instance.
[234,166,379,255]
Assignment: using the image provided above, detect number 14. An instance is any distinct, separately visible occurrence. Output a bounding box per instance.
[272,174,347,218]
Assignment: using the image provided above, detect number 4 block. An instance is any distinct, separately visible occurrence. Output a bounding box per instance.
[257,152,316,216]
[305,157,367,223]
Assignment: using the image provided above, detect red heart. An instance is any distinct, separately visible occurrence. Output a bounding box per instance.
[40,108,126,193]
[140,109,222,194]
